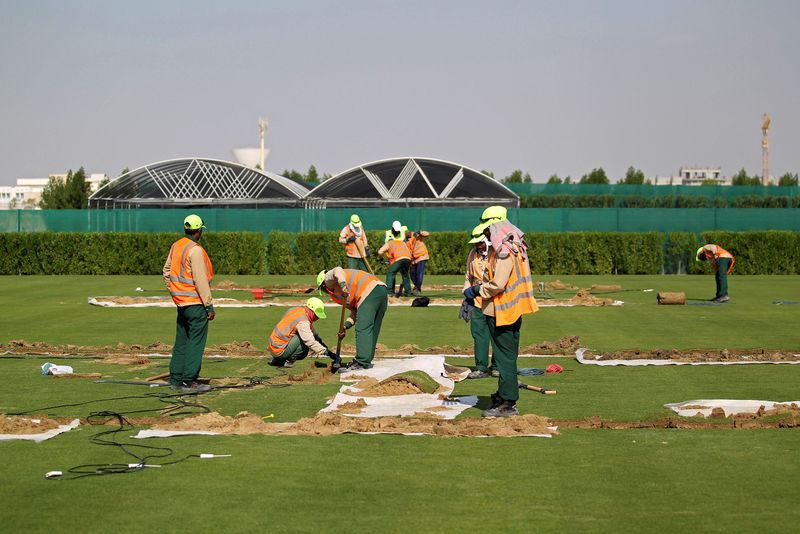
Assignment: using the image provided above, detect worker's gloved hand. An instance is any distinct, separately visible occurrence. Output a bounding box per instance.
[346,235,356,244]
[365,249,371,258]
[325,349,337,360]
[464,297,474,307]
[463,285,481,300]
[458,299,474,322]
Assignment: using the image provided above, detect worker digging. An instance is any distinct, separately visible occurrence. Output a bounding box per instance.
[338,213,370,271]
[406,230,430,295]
[378,222,413,297]
[267,297,340,368]
[316,266,389,371]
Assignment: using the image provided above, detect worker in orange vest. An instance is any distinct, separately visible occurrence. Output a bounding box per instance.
[338,214,369,270]
[378,229,412,297]
[696,244,735,302]
[461,224,497,379]
[317,267,388,371]
[406,230,430,295]
[162,214,215,393]
[268,297,337,368]
[464,215,538,417]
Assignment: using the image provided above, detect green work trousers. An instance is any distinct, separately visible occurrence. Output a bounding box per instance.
[170,304,209,385]
[274,333,325,363]
[347,256,368,271]
[470,305,496,372]
[486,314,522,403]
[386,258,411,295]
[715,258,732,298]
[353,285,388,368]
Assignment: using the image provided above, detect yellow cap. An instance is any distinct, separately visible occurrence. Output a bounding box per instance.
[350,214,361,227]
[469,222,491,243]
[305,297,327,319]
[183,214,206,230]
[480,206,507,223]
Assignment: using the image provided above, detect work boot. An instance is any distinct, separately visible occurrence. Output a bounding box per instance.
[283,358,295,368]
[269,357,285,367]
[343,360,370,372]
[490,369,500,377]
[482,401,519,418]
[171,381,212,393]
[467,370,489,379]
[716,295,729,302]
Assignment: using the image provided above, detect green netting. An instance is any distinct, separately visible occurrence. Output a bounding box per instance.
[2,207,799,235]
[505,183,800,199]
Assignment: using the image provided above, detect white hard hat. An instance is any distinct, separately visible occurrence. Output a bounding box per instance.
[391,221,402,232]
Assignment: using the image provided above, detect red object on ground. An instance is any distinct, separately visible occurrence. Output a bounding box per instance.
[251,289,265,299]
[545,364,564,373]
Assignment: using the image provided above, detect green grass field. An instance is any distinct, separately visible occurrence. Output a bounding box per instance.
[2,274,800,533]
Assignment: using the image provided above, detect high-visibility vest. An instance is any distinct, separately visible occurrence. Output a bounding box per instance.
[486,245,538,326]
[385,239,412,265]
[323,269,381,309]
[466,248,485,308]
[409,236,428,262]
[344,226,367,257]
[167,237,213,306]
[701,246,735,274]
[269,307,309,354]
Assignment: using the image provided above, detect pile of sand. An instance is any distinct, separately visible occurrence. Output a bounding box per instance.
[100,355,152,365]
[152,411,557,437]
[0,415,62,434]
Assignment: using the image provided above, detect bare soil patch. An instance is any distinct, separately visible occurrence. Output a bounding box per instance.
[554,413,800,429]
[583,347,800,363]
[0,415,63,434]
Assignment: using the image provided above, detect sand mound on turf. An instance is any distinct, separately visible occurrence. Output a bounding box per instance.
[100,355,152,365]
[152,411,557,437]
[0,415,62,434]
[583,348,800,363]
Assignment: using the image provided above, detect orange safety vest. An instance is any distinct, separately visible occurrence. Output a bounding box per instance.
[385,239,412,265]
[409,236,428,262]
[323,269,381,309]
[344,226,367,257]
[466,248,485,308]
[167,237,213,306]
[486,245,538,326]
[701,246,735,274]
[269,307,309,354]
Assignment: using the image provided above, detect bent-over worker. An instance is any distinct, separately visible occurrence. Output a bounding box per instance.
[317,267,388,371]
[378,233,412,297]
[163,214,215,393]
[696,244,735,303]
[268,297,337,368]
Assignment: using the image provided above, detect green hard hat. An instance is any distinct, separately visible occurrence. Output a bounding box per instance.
[305,297,327,319]
[183,214,206,230]
[695,247,704,261]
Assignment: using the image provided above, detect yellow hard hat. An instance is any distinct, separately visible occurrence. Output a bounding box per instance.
[480,206,507,223]
[305,297,327,319]
[316,270,326,287]
[696,247,704,262]
[350,214,361,227]
[183,214,206,230]
[469,222,491,243]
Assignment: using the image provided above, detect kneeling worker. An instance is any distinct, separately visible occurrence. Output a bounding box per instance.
[317,267,388,371]
[269,297,338,368]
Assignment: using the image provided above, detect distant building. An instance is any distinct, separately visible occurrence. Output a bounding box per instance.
[0,173,107,209]
[649,167,731,186]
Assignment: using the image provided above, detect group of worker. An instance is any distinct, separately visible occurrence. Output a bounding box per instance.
[163,210,733,415]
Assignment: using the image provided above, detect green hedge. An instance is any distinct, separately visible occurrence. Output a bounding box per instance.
[0,232,265,275]
[2,230,798,275]
[520,193,800,209]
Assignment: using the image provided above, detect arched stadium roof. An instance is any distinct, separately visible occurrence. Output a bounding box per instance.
[304,157,518,208]
[89,158,310,209]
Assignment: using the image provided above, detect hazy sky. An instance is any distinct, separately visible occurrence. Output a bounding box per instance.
[2,0,798,186]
